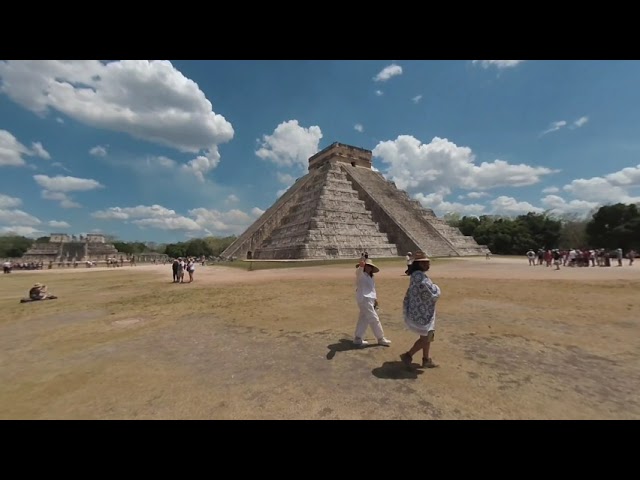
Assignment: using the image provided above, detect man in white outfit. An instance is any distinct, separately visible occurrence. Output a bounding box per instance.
[353,257,391,347]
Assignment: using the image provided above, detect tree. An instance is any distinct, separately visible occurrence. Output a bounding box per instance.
[165,243,187,259]
[36,236,50,243]
[203,235,237,256]
[113,242,134,254]
[558,214,588,249]
[586,203,640,250]
[0,235,34,258]
[458,216,481,236]
[516,212,561,249]
[145,241,165,253]
[185,238,213,257]
[443,212,461,227]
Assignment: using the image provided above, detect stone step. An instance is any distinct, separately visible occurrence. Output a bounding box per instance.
[343,166,459,257]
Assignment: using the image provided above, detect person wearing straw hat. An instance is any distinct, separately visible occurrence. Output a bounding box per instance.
[400,251,440,368]
[28,282,56,301]
[353,257,391,347]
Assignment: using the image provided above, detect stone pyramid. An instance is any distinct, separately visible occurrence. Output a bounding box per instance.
[222,142,489,260]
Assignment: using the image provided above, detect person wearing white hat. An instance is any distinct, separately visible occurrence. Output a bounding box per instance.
[400,251,440,368]
[405,251,413,275]
[353,257,391,347]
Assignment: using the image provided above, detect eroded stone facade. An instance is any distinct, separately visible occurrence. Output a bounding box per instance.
[222,142,490,260]
[22,233,120,262]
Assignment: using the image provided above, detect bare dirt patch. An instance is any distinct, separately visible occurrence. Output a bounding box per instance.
[1,256,638,419]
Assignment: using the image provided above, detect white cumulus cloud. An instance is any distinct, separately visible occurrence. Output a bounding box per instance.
[466,191,490,199]
[373,135,556,196]
[0,226,44,237]
[0,209,41,226]
[35,174,103,208]
[0,60,234,180]
[256,120,322,169]
[473,60,525,69]
[91,203,264,236]
[542,186,560,194]
[34,174,103,192]
[604,164,640,187]
[354,124,364,133]
[89,145,108,157]
[541,120,568,136]
[276,172,295,185]
[543,116,589,135]
[541,195,599,217]
[48,220,71,228]
[189,207,263,234]
[30,141,50,160]
[375,90,383,96]
[573,116,589,128]
[490,196,543,216]
[0,130,50,167]
[180,147,221,182]
[412,95,423,104]
[41,190,81,209]
[414,192,486,216]
[0,194,22,208]
[373,64,403,82]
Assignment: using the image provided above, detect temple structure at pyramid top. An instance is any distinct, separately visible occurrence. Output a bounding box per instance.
[221,142,489,260]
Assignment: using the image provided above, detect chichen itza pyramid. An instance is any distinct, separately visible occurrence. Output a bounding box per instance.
[221,142,489,260]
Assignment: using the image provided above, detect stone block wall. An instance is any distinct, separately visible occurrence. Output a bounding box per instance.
[342,165,459,257]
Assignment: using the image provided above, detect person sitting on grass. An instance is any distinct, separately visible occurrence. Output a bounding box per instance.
[28,283,57,301]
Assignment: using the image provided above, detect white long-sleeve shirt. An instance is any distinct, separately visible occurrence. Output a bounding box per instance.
[355,267,377,302]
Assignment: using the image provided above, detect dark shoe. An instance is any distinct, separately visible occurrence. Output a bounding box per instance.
[422,357,439,368]
[400,352,412,367]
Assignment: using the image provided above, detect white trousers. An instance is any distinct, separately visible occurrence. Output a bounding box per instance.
[355,297,385,340]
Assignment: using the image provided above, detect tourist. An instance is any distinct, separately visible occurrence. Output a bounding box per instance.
[172,258,180,282]
[405,251,413,275]
[3,260,11,274]
[353,257,391,347]
[399,251,440,369]
[177,258,185,283]
[526,249,536,266]
[187,258,195,282]
[28,283,57,301]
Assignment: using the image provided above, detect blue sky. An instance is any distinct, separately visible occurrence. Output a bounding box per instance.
[1,60,639,243]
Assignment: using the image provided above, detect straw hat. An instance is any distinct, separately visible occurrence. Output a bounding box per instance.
[355,258,380,273]
[33,282,43,288]
[363,258,379,273]
[412,251,430,262]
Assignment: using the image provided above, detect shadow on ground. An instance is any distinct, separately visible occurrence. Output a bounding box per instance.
[372,361,425,380]
[326,339,382,360]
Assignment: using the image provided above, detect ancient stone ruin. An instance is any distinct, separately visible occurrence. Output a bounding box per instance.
[222,142,490,260]
[22,233,120,263]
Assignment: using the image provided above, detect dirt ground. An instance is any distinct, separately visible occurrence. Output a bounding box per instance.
[1,256,638,419]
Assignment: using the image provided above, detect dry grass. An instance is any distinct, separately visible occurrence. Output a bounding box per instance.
[1,257,639,419]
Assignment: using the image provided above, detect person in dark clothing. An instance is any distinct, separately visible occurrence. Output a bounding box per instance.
[171,259,179,282]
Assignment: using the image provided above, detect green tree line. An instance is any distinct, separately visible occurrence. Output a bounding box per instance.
[0,234,237,259]
[444,203,640,254]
